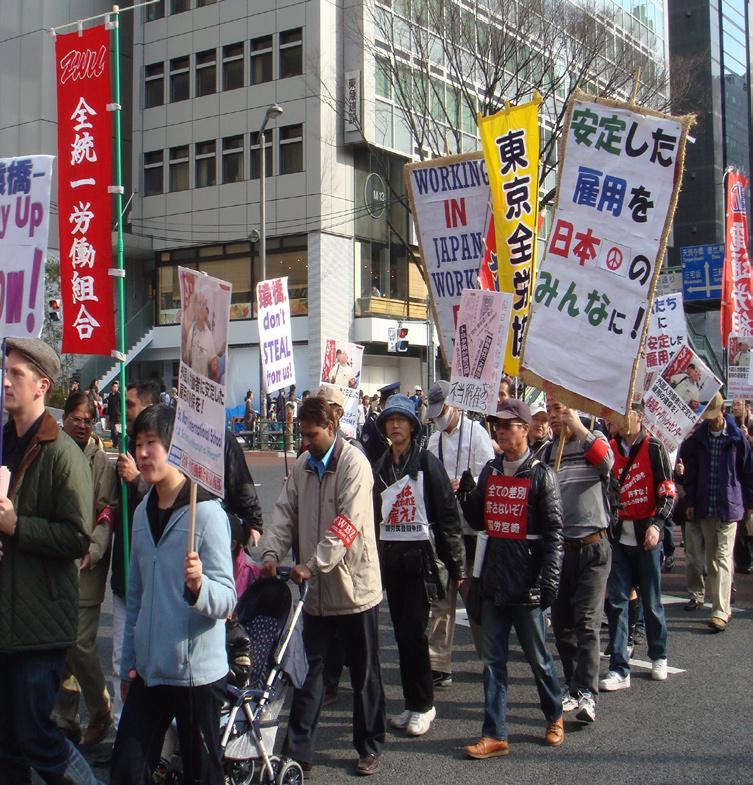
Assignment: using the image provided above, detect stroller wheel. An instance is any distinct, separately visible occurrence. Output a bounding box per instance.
[223,758,255,785]
[276,760,304,785]
[260,755,281,785]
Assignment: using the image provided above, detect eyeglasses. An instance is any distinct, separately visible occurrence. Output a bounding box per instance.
[69,416,94,428]
[496,421,525,430]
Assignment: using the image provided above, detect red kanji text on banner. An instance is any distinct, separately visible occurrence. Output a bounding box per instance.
[484,476,530,539]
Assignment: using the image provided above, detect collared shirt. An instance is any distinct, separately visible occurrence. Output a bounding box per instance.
[307,437,337,480]
[707,424,726,518]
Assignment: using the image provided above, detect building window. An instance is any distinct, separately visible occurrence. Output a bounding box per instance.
[222,135,245,183]
[144,150,164,196]
[145,62,164,108]
[195,49,217,97]
[222,42,244,90]
[279,124,303,174]
[279,28,303,78]
[195,140,217,188]
[250,35,273,84]
[250,130,273,179]
[169,145,190,192]
[196,0,217,5]
[146,0,165,21]
[169,56,190,102]
[171,0,189,13]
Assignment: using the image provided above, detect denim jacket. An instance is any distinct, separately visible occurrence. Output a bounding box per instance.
[120,490,236,687]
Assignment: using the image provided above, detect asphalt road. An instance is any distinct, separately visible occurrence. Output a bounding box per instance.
[72,450,753,785]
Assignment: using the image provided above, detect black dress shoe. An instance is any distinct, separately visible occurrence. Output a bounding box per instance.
[356,753,380,776]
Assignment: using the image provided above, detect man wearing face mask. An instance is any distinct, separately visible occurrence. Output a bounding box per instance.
[425,381,494,687]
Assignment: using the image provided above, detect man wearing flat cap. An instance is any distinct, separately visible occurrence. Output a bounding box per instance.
[459,398,565,757]
[0,338,101,784]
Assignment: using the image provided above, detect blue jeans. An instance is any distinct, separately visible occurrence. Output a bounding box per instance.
[606,542,668,676]
[480,600,562,741]
[0,650,74,785]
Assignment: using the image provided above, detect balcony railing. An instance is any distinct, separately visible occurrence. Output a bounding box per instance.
[355,295,428,321]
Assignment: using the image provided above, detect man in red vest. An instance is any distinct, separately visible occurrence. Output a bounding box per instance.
[601,403,676,691]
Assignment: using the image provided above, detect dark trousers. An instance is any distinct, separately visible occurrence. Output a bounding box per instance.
[383,566,434,713]
[0,650,73,785]
[551,536,612,699]
[111,675,226,785]
[282,607,386,764]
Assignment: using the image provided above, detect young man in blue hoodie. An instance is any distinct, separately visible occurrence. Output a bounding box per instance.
[112,405,236,785]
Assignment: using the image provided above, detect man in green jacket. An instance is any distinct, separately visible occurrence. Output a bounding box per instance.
[0,338,101,785]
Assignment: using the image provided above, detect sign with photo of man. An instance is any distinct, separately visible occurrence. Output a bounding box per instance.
[169,267,231,495]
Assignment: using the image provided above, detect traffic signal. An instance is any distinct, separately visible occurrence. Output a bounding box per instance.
[48,299,61,321]
[397,326,409,352]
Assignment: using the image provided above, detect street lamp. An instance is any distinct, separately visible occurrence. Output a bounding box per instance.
[258,103,284,420]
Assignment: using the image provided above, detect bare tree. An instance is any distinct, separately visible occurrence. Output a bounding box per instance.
[362,0,678,207]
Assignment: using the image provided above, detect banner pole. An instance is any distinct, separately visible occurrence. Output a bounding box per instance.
[0,339,6,466]
[112,5,130,590]
[554,424,568,472]
[188,480,198,553]
[455,411,465,480]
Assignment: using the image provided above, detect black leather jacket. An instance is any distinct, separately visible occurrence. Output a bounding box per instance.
[461,452,564,606]
[373,442,467,599]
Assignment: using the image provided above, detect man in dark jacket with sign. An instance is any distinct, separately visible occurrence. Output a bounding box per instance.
[373,394,465,739]
[459,399,565,759]
[0,338,101,785]
[601,403,675,691]
[681,392,753,632]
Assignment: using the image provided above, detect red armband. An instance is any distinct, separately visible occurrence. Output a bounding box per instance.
[96,506,114,527]
[330,515,358,548]
[657,480,676,498]
[584,437,609,465]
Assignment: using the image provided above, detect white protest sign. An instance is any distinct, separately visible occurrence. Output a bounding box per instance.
[257,276,295,394]
[448,289,513,415]
[0,155,53,338]
[727,334,753,398]
[521,93,692,417]
[643,342,722,452]
[320,338,365,438]
[641,292,687,391]
[405,152,491,364]
[170,267,231,496]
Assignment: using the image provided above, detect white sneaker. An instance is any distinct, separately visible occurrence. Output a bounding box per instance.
[561,689,578,712]
[406,706,436,736]
[390,709,412,729]
[575,692,596,723]
[651,659,668,681]
[599,671,631,692]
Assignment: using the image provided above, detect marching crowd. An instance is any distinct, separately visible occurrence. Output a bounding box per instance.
[1,337,751,784]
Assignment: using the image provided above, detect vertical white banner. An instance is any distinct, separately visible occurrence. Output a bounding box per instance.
[257,276,295,395]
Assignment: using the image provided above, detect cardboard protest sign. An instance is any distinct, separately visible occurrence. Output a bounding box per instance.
[0,155,53,338]
[641,292,687,392]
[257,276,295,394]
[405,152,490,364]
[56,25,116,355]
[643,343,722,452]
[521,91,693,420]
[448,289,513,415]
[320,338,365,437]
[169,267,231,496]
[478,96,541,375]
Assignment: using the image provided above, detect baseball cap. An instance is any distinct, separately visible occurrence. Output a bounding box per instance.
[530,402,548,418]
[426,380,450,420]
[317,383,345,408]
[489,398,532,425]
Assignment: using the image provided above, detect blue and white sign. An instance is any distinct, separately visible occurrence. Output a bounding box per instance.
[680,243,724,301]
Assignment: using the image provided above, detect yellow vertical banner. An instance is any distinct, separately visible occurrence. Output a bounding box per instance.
[478,95,542,376]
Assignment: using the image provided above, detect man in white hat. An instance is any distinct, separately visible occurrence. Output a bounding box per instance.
[425,380,494,686]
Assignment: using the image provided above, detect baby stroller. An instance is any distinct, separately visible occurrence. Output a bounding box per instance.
[220,567,309,785]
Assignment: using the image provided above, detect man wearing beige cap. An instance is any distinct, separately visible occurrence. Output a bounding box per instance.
[681,392,753,631]
[0,338,101,784]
